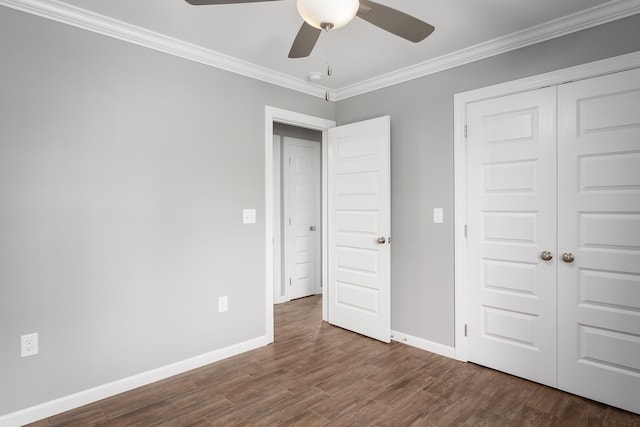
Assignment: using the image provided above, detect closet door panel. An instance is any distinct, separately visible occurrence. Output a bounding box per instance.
[466,87,558,387]
[557,67,640,415]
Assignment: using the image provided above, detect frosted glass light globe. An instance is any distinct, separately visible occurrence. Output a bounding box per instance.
[296,0,360,30]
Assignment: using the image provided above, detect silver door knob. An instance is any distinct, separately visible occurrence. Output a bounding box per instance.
[309,226,317,231]
[377,237,386,244]
[540,251,553,261]
[562,252,575,263]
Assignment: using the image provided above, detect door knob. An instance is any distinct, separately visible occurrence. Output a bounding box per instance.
[309,226,317,231]
[377,237,386,244]
[540,251,553,261]
[562,252,575,263]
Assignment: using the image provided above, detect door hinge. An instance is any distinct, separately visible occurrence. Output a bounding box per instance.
[289,217,291,226]
[289,277,292,286]
[289,157,291,165]
[464,125,468,138]
[464,324,468,337]
[464,225,468,238]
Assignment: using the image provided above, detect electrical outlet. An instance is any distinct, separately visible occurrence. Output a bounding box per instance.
[218,296,228,313]
[21,333,38,357]
[242,209,256,224]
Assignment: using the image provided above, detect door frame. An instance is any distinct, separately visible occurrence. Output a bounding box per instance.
[265,106,336,343]
[453,51,640,361]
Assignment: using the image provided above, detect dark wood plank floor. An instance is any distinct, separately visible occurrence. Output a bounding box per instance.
[29,295,640,426]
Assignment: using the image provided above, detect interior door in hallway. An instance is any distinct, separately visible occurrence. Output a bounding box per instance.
[284,137,321,300]
[466,87,558,387]
[557,67,640,414]
[327,116,391,343]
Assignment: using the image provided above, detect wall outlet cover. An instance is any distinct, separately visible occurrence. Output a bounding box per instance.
[242,209,256,224]
[21,333,39,357]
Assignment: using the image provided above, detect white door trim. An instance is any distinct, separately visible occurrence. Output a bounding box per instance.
[265,106,336,343]
[453,51,640,361]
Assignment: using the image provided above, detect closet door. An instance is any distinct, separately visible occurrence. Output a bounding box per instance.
[466,87,558,387]
[557,67,640,414]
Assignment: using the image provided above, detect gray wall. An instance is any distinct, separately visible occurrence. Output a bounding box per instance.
[336,13,640,347]
[2,1,640,417]
[0,7,332,415]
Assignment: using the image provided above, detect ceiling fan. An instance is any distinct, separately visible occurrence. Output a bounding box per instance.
[185,0,435,58]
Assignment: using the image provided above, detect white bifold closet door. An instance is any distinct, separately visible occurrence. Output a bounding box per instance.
[466,67,640,414]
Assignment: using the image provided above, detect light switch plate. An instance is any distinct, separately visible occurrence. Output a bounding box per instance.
[243,209,256,224]
[434,208,444,224]
[218,296,228,313]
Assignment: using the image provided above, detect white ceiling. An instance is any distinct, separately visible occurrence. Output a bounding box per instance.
[6,0,640,96]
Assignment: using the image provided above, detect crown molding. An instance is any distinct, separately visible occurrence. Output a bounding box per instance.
[1,0,639,102]
[334,0,640,100]
[0,0,327,99]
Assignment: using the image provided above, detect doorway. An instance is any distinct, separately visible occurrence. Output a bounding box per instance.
[265,107,392,345]
[264,106,335,343]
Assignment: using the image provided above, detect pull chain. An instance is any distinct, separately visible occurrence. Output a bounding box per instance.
[324,27,332,101]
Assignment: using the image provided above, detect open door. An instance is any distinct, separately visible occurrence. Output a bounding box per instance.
[327,116,391,343]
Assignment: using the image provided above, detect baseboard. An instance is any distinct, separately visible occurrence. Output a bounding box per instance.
[0,335,270,427]
[391,330,456,360]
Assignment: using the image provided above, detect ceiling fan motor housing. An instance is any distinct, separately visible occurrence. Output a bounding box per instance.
[296,0,359,30]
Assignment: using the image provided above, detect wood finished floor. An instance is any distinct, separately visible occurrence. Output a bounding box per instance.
[29,295,640,426]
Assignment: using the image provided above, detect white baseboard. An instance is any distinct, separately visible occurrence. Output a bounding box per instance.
[391,330,456,360]
[0,335,270,427]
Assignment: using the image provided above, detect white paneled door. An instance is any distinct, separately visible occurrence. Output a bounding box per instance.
[557,68,640,413]
[466,67,640,414]
[284,137,321,300]
[328,116,391,343]
[466,87,558,387]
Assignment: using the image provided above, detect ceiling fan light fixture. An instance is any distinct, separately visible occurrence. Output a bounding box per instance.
[296,0,359,30]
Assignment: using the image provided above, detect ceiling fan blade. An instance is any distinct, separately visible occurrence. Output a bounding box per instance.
[356,0,434,43]
[185,0,281,5]
[288,22,322,58]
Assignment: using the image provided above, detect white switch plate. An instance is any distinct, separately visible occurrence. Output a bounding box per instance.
[242,209,256,224]
[218,296,228,313]
[434,208,444,224]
